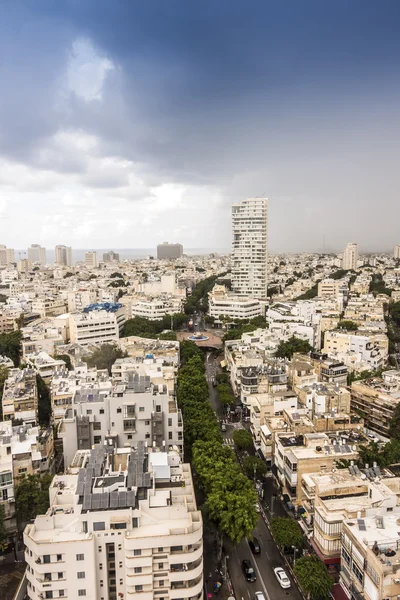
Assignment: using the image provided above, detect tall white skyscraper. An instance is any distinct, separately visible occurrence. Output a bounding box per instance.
[85,251,99,268]
[0,245,15,266]
[55,245,72,266]
[394,244,400,260]
[231,197,268,299]
[341,242,359,271]
[27,244,46,266]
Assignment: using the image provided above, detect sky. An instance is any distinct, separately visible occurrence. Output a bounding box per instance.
[0,0,400,253]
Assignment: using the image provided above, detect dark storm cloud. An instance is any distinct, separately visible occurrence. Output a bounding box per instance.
[1,0,400,250]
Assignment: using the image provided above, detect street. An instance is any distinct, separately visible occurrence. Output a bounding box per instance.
[204,352,303,600]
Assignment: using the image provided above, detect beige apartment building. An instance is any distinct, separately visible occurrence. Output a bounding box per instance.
[317,279,340,298]
[351,370,400,437]
[24,444,203,600]
[2,368,38,425]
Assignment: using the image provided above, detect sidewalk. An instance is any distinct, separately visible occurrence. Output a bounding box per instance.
[0,554,26,600]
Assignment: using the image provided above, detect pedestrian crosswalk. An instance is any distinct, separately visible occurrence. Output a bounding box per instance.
[223,438,235,446]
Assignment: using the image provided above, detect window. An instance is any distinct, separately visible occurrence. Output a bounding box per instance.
[156,405,161,413]
[6,447,11,455]
[100,409,104,414]
[87,410,92,415]
[111,523,127,530]
[134,567,142,574]
[158,547,163,552]
[158,563,164,569]
[132,518,138,528]
[45,592,53,599]
[58,573,63,579]
[135,586,143,592]
[134,549,141,556]
[159,580,164,587]
[94,436,102,444]
[43,555,51,564]
[139,407,145,412]
[352,562,363,584]
[145,420,150,426]
[93,422,101,430]
[57,554,62,562]
[60,592,65,598]
[117,408,122,413]
[19,467,27,474]
[168,432,172,440]
[93,522,106,531]
[78,590,86,597]
[127,434,132,440]
[77,572,85,579]
[168,418,172,427]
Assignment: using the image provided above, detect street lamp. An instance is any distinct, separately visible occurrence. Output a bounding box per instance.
[292,545,298,565]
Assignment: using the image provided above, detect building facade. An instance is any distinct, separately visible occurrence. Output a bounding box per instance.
[55,245,72,267]
[231,197,268,299]
[28,244,46,266]
[157,243,183,260]
[85,251,99,269]
[341,242,358,271]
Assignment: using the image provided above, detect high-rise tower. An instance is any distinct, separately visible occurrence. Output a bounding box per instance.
[341,242,359,271]
[231,197,268,299]
[55,245,72,267]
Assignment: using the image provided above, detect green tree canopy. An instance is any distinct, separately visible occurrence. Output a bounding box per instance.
[294,555,333,599]
[242,455,267,479]
[122,313,187,338]
[15,473,52,529]
[337,320,358,331]
[83,343,127,374]
[0,330,22,365]
[55,354,72,371]
[232,429,254,451]
[180,340,203,363]
[270,517,303,549]
[275,336,313,360]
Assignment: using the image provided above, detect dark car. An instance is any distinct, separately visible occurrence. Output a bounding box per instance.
[242,559,257,582]
[248,537,261,554]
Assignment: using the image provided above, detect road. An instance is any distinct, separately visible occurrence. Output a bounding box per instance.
[204,353,303,600]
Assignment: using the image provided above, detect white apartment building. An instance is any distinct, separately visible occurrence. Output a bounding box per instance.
[21,318,68,359]
[28,244,47,266]
[323,330,388,372]
[231,197,268,299]
[341,242,358,271]
[24,444,203,600]
[0,244,15,266]
[69,305,126,347]
[131,297,184,321]
[85,251,99,268]
[18,258,32,273]
[67,290,97,313]
[51,364,112,421]
[55,245,72,267]
[2,368,38,425]
[394,244,400,260]
[26,352,67,382]
[31,297,68,318]
[208,284,262,323]
[59,370,183,468]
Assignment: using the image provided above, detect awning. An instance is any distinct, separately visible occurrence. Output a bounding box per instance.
[220,360,226,368]
[330,584,350,600]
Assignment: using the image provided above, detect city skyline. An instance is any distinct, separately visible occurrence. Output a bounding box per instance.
[1,2,400,252]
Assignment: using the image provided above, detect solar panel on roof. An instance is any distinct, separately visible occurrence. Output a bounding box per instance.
[100,493,109,509]
[357,519,366,531]
[91,495,101,510]
[119,492,127,507]
[76,482,85,495]
[110,493,119,508]
[374,466,382,477]
[354,465,361,474]
[333,445,341,453]
[344,445,351,453]
[83,494,92,510]
[349,466,355,475]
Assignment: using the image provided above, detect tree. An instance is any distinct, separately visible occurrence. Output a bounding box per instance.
[0,365,8,420]
[232,429,254,451]
[64,271,74,278]
[275,336,313,360]
[15,473,53,529]
[180,341,203,363]
[338,320,358,331]
[110,272,123,278]
[270,517,303,549]
[158,331,177,341]
[242,456,267,479]
[0,330,22,365]
[294,555,333,600]
[55,354,72,370]
[83,343,127,374]
[37,374,51,427]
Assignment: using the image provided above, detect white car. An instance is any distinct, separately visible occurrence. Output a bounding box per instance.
[273,567,291,589]
[255,593,266,600]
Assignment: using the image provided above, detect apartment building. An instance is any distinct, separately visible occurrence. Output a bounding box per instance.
[394,244,400,260]
[323,330,388,372]
[208,284,262,323]
[28,244,46,266]
[231,197,268,299]
[31,297,68,318]
[118,337,180,367]
[0,244,15,266]
[103,250,120,263]
[274,431,358,504]
[69,304,126,347]
[351,370,400,437]
[157,242,183,260]
[51,364,112,421]
[341,242,358,271]
[21,318,68,359]
[340,510,400,600]
[317,279,340,298]
[59,370,183,468]
[131,297,184,321]
[67,290,97,313]
[85,251,99,269]
[2,368,38,425]
[26,352,67,382]
[55,245,72,267]
[0,422,54,537]
[24,443,203,600]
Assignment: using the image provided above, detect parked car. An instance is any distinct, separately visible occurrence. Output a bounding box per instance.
[254,502,261,513]
[248,537,261,554]
[255,593,266,600]
[273,567,291,589]
[221,422,227,432]
[242,559,257,582]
